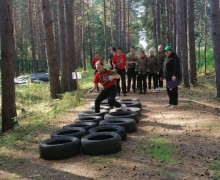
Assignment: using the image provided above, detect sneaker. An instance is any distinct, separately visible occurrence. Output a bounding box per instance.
[169,105,177,109]
[121,104,127,111]
[165,104,172,108]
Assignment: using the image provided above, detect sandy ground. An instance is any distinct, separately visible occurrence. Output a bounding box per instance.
[1,85,220,180]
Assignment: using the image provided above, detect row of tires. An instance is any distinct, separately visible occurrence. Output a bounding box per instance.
[39,98,142,160]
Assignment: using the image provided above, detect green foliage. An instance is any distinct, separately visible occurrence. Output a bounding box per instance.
[142,136,175,164]
[196,48,215,74]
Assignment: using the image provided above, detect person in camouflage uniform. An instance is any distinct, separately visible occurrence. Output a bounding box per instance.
[126,46,137,93]
[156,45,166,91]
[136,48,148,94]
[148,49,159,92]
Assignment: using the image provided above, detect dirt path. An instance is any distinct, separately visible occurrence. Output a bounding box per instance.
[1,84,220,180]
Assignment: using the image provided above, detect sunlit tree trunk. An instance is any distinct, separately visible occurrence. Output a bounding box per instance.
[53,0,60,71]
[28,0,37,72]
[81,0,86,71]
[103,0,107,60]
[187,0,197,84]
[58,0,68,93]
[65,0,77,91]
[204,0,207,75]
[176,0,190,87]
[210,0,220,98]
[41,0,61,98]
[152,3,157,47]
[0,0,17,132]
[110,0,114,46]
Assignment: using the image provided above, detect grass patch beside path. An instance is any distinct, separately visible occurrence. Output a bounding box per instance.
[142,136,175,164]
[0,69,94,161]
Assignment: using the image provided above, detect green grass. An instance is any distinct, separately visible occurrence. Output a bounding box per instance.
[0,69,94,154]
[142,136,175,164]
[206,124,220,131]
[209,159,220,179]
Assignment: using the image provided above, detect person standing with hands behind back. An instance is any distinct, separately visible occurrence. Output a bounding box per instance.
[89,61,127,113]
[156,45,166,91]
[136,48,148,94]
[126,46,137,93]
[161,46,181,109]
[112,47,127,96]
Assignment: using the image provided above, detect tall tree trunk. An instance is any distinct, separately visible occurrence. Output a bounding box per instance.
[197,37,202,68]
[115,0,121,47]
[0,0,17,132]
[103,0,107,60]
[155,0,161,45]
[41,0,61,99]
[36,0,47,70]
[176,0,190,87]
[81,0,86,71]
[58,0,68,93]
[187,0,197,84]
[12,5,19,76]
[122,0,126,51]
[86,1,93,63]
[172,0,176,50]
[28,0,37,72]
[35,0,43,69]
[53,0,60,71]
[127,0,131,49]
[152,4,157,47]
[65,0,77,91]
[204,0,207,75]
[210,0,220,98]
[110,0,114,46]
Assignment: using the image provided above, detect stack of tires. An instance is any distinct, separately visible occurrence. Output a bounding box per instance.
[39,98,142,160]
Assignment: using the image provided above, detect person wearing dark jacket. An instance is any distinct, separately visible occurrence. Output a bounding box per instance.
[156,45,166,91]
[126,46,137,93]
[161,46,181,108]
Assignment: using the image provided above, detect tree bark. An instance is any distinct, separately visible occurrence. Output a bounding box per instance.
[187,0,197,84]
[0,0,17,132]
[28,0,37,72]
[176,0,190,87]
[103,0,107,60]
[65,0,77,91]
[41,0,61,98]
[58,0,68,93]
[210,0,220,98]
[53,0,60,71]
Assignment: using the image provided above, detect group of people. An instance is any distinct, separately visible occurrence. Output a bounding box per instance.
[89,45,181,113]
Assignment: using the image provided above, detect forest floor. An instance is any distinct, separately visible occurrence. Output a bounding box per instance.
[1,75,220,180]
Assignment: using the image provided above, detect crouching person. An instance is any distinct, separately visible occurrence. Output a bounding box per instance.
[89,61,127,113]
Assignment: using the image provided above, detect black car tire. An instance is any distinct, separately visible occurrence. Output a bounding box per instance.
[39,137,80,160]
[63,122,97,132]
[51,127,87,139]
[104,111,139,123]
[89,125,127,141]
[99,118,137,133]
[81,132,122,155]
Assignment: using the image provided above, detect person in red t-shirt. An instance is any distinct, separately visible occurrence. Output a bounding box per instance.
[89,61,127,113]
[91,52,104,73]
[91,52,104,91]
[112,47,127,96]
